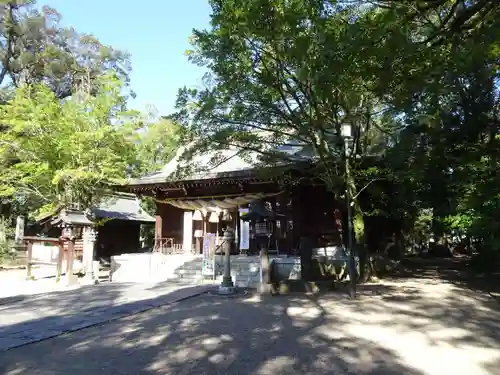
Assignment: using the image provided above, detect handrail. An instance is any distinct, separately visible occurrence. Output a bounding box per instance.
[214,240,226,253]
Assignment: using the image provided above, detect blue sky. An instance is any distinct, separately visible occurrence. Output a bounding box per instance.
[38,0,211,116]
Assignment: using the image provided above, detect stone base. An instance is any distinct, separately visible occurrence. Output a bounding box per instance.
[80,276,99,286]
[217,285,237,295]
[259,283,273,295]
[63,273,78,286]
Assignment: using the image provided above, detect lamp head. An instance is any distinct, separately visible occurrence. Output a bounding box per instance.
[341,124,352,138]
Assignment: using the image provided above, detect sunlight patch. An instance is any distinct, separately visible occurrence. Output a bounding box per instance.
[137,332,169,347]
[169,347,207,362]
[208,348,238,366]
[242,294,262,303]
[344,323,499,375]
[70,339,96,352]
[255,356,297,375]
[287,306,322,319]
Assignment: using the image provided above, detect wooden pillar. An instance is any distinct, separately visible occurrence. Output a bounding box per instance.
[271,198,277,253]
[291,187,302,255]
[56,240,64,282]
[155,214,163,239]
[236,208,241,254]
[26,241,33,280]
[278,193,289,255]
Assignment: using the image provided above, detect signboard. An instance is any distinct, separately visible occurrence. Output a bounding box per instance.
[201,258,216,278]
[239,208,250,250]
[202,233,215,258]
[201,233,216,278]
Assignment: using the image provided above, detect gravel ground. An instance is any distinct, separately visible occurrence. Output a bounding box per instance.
[0,275,498,375]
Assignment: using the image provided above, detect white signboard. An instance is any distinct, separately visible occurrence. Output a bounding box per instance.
[239,208,250,250]
[201,233,216,278]
[201,258,216,277]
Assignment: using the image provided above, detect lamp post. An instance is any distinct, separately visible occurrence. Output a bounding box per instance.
[341,123,357,299]
[241,201,281,294]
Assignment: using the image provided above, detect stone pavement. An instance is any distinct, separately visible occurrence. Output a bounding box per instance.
[0,264,80,299]
[0,281,211,351]
[0,277,499,375]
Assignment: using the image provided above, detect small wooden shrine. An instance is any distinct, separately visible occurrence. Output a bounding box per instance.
[26,193,155,261]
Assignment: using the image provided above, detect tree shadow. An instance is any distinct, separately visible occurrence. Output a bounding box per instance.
[0,282,204,346]
[1,275,499,375]
[0,255,499,374]
[390,256,500,301]
[0,291,429,375]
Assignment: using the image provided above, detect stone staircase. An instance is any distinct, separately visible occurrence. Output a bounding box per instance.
[110,252,301,288]
[162,255,263,288]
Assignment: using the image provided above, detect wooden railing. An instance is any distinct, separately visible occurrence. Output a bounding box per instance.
[153,237,195,255]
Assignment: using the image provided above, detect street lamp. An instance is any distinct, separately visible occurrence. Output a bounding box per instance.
[341,123,357,299]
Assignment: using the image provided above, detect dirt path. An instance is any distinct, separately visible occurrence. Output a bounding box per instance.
[0,258,498,375]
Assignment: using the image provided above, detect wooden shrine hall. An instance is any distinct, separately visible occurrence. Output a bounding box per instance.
[122,144,346,256]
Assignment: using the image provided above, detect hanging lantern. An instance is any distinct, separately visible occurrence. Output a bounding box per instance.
[221,209,232,222]
[208,211,219,223]
[192,210,203,221]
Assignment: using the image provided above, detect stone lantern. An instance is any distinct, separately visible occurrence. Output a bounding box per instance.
[218,226,236,294]
[241,201,282,294]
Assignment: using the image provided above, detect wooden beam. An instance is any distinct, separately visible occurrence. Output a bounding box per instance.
[22,236,60,243]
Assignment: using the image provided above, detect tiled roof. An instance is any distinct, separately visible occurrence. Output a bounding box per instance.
[41,193,155,225]
[91,194,155,222]
[127,140,314,186]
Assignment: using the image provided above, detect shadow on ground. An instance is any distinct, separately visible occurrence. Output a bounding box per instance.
[390,256,500,300]
[0,260,499,375]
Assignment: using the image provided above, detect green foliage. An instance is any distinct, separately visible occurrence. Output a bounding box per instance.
[0,75,138,216]
[173,0,500,272]
[131,117,182,175]
[174,0,394,205]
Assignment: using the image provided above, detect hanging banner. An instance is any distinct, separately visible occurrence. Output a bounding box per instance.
[201,233,216,278]
[239,208,250,250]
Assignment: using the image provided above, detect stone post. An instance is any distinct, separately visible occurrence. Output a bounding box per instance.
[259,236,272,294]
[15,216,25,244]
[82,227,97,284]
[65,239,77,286]
[26,240,33,280]
[56,240,64,282]
[218,227,235,293]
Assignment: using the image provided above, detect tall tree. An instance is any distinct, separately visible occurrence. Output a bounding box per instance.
[0,74,139,217]
[132,116,182,175]
[0,1,132,100]
[175,0,393,196]
[368,0,500,43]
[173,0,412,287]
